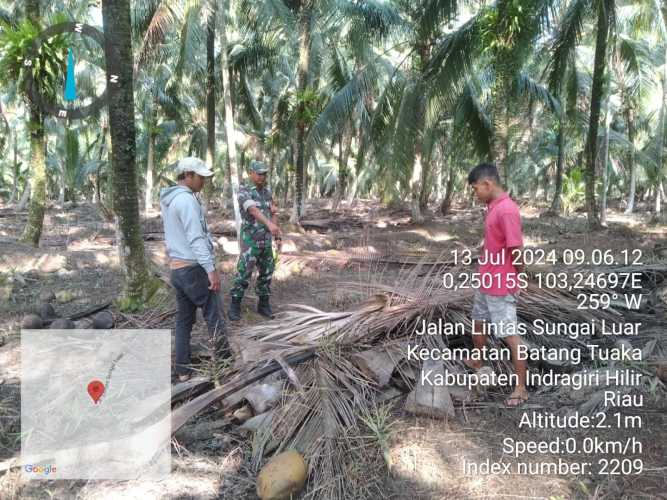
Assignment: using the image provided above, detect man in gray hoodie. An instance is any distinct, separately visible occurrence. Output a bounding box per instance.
[160,157,229,382]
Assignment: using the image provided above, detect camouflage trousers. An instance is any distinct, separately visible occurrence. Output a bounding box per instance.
[230,235,275,299]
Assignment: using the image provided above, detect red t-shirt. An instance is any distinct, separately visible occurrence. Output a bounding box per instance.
[479,193,523,296]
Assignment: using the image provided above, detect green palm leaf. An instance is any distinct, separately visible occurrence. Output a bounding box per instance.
[308,61,378,146]
[515,72,561,115]
[546,0,591,92]
[454,80,492,158]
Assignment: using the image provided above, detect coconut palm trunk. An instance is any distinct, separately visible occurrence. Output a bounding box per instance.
[418,131,434,212]
[600,90,612,225]
[489,65,513,189]
[409,140,425,222]
[18,183,31,211]
[548,111,566,214]
[0,104,11,201]
[656,51,667,216]
[200,0,217,213]
[219,0,242,242]
[624,103,637,213]
[101,0,151,304]
[10,134,18,204]
[291,0,313,223]
[20,101,46,246]
[348,122,366,205]
[440,151,455,216]
[333,127,353,211]
[206,3,216,171]
[144,100,156,216]
[332,132,344,210]
[408,75,428,222]
[19,0,47,246]
[656,0,667,216]
[583,0,611,229]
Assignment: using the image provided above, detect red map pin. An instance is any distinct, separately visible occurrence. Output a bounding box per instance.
[87,380,105,404]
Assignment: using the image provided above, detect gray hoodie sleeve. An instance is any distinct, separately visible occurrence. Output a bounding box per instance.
[173,194,216,273]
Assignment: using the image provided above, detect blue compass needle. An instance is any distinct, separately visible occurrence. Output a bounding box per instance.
[64,47,77,101]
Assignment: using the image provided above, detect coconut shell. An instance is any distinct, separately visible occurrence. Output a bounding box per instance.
[22,314,43,330]
[50,318,75,329]
[92,310,114,329]
[656,363,667,384]
[256,450,307,500]
[37,303,57,320]
[232,405,253,423]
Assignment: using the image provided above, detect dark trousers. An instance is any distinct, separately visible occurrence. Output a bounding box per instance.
[171,265,228,375]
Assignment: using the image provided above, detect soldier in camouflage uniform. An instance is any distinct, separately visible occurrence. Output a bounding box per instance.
[229,160,282,320]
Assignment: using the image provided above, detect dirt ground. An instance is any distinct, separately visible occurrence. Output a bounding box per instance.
[0,198,665,499]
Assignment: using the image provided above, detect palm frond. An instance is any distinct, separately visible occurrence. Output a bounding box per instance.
[230,32,285,74]
[173,3,206,85]
[369,75,406,157]
[426,14,484,104]
[328,45,351,93]
[239,0,296,33]
[338,0,408,50]
[416,0,460,39]
[134,0,181,68]
[387,81,422,184]
[453,80,492,158]
[607,128,657,168]
[240,68,265,133]
[515,72,561,115]
[616,36,656,98]
[0,7,15,27]
[74,159,106,187]
[308,62,378,146]
[546,0,591,92]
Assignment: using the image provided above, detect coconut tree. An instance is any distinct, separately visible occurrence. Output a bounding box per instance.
[300,0,404,206]
[101,0,152,307]
[239,0,403,221]
[132,0,246,227]
[302,0,459,220]
[653,0,667,217]
[2,1,49,246]
[546,0,667,224]
[290,0,313,221]
[205,0,216,182]
[133,0,198,214]
[359,0,560,220]
[612,27,657,213]
[545,0,591,215]
[587,1,616,228]
[0,1,103,242]
[219,0,242,239]
[377,0,465,221]
[547,0,618,228]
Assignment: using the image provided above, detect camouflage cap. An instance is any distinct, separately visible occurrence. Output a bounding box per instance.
[249,160,269,174]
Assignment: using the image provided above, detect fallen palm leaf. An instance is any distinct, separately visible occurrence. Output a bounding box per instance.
[228,261,667,499]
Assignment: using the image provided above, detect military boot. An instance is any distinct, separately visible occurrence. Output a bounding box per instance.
[228,297,242,321]
[257,296,274,319]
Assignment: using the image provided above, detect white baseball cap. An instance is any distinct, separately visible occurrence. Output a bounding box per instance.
[175,157,214,177]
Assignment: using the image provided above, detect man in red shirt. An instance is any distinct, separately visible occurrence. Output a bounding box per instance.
[466,163,528,407]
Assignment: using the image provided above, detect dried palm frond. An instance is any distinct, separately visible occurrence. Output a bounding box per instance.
[166,260,667,499]
[235,262,667,498]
